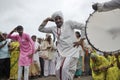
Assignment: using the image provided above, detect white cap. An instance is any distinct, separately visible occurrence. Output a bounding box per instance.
[51,11,63,20]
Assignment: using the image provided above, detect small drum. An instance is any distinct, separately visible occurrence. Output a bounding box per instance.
[85,9,120,53]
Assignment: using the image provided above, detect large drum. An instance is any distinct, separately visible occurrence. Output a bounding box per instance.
[85,9,120,53]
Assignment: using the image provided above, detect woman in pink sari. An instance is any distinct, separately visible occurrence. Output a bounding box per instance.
[7,25,35,80]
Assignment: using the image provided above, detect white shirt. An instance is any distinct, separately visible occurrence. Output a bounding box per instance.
[39,20,85,58]
[33,41,39,61]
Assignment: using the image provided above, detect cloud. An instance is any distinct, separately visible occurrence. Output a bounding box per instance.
[0,0,109,38]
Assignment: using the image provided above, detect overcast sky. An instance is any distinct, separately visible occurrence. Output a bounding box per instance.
[0,0,109,38]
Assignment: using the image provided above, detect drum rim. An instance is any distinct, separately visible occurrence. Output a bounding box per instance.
[85,11,120,54]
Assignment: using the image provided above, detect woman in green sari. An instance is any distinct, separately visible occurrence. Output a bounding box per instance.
[115,53,120,80]
[118,53,120,79]
[104,53,119,80]
[9,40,20,80]
[90,52,109,80]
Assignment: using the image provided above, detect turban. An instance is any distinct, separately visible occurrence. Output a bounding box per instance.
[51,11,63,20]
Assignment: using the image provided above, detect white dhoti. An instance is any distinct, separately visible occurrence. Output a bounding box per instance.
[56,56,78,80]
[44,59,55,76]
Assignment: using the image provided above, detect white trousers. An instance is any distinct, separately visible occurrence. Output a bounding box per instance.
[44,59,55,76]
[18,66,29,80]
[56,57,78,80]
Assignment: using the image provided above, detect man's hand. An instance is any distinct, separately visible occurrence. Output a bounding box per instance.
[73,38,85,48]
[73,41,81,48]
[10,27,17,34]
[13,27,17,32]
[44,17,54,22]
[40,17,54,27]
[93,67,99,72]
[28,54,33,58]
[92,3,98,11]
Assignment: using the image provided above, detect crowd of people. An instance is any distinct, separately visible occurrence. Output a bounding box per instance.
[0,29,120,80]
[0,0,120,80]
[0,28,92,80]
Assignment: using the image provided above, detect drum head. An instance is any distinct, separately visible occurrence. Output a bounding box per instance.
[85,9,120,53]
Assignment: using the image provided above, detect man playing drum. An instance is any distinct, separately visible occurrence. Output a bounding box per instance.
[38,11,85,80]
[92,0,120,12]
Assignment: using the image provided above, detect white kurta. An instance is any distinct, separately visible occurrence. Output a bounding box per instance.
[97,0,120,12]
[39,20,85,80]
[33,41,40,68]
[39,20,85,58]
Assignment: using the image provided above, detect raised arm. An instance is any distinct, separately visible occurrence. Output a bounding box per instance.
[7,27,18,40]
[38,17,54,33]
[92,0,120,12]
